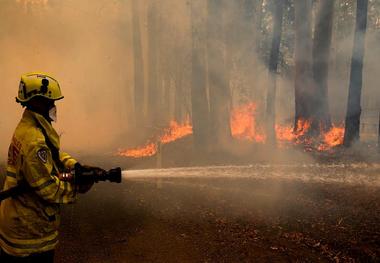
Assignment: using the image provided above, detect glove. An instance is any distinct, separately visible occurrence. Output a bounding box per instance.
[74,163,105,194]
[74,163,94,194]
[58,170,74,182]
[78,181,93,194]
[81,165,106,177]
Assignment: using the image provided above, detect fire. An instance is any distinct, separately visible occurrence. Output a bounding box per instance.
[276,119,344,150]
[118,103,345,158]
[276,119,311,144]
[160,119,193,144]
[118,143,157,158]
[230,103,266,143]
[117,118,192,158]
[318,124,345,151]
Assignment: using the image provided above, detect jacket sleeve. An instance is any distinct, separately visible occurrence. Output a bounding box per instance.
[59,151,77,170]
[22,141,77,204]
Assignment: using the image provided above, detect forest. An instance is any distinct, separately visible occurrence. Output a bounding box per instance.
[0,1,380,262]
[118,0,380,165]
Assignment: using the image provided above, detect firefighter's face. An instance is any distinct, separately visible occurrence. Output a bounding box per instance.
[26,96,56,121]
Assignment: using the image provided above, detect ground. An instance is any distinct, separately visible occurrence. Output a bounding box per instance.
[56,164,380,263]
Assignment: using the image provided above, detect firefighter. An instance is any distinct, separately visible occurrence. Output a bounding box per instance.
[0,72,98,262]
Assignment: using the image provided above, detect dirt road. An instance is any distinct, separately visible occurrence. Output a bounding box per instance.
[57,164,380,262]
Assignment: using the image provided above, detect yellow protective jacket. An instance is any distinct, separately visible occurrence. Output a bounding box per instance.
[0,109,77,256]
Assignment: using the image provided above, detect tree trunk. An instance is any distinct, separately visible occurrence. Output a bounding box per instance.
[191,0,210,151]
[147,1,160,126]
[254,0,264,54]
[207,0,232,147]
[266,0,284,144]
[343,0,368,146]
[242,0,257,100]
[294,0,314,130]
[174,64,184,122]
[161,76,171,123]
[312,0,334,133]
[131,0,145,127]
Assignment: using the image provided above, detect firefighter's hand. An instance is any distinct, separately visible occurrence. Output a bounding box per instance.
[58,171,74,182]
[78,181,94,194]
[75,164,105,194]
[81,165,106,175]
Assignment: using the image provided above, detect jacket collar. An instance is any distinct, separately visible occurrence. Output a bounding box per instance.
[23,109,60,150]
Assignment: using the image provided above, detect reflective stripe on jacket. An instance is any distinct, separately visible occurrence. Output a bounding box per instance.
[0,109,77,256]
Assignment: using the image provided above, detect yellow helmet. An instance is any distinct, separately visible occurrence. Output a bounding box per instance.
[16,72,63,103]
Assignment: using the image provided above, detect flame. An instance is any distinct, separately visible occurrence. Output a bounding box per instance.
[117,143,157,158]
[230,103,266,143]
[276,119,313,147]
[117,118,192,158]
[318,124,345,151]
[160,119,193,144]
[118,102,345,158]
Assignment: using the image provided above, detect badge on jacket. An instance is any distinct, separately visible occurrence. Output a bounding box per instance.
[37,149,48,163]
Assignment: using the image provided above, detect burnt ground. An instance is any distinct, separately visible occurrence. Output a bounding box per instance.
[56,164,380,263]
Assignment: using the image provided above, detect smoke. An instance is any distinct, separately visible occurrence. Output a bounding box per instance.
[0,0,134,158]
[0,0,379,163]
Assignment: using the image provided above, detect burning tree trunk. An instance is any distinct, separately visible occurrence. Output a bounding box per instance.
[207,0,232,147]
[343,0,368,146]
[311,0,334,133]
[191,0,210,150]
[294,0,314,130]
[131,0,144,127]
[266,0,284,144]
[147,1,160,126]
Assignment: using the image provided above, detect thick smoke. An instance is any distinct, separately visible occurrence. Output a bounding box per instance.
[0,0,134,158]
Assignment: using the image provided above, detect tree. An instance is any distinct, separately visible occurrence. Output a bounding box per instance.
[266,0,284,143]
[207,0,232,147]
[191,0,210,150]
[131,0,145,127]
[344,0,369,146]
[294,0,314,130]
[146,1,160,126]
[311,0,335,133]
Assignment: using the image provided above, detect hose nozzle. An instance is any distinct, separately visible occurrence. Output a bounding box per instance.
[75,165,122,184]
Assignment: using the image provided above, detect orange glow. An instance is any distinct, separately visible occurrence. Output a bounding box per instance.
[160,119,193,144]
[318,124,345,151]
[117,103,345,158]
[276,119,312,146]
[117,143,157,158]
[230,103,266,143]
[117,118,193,158]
